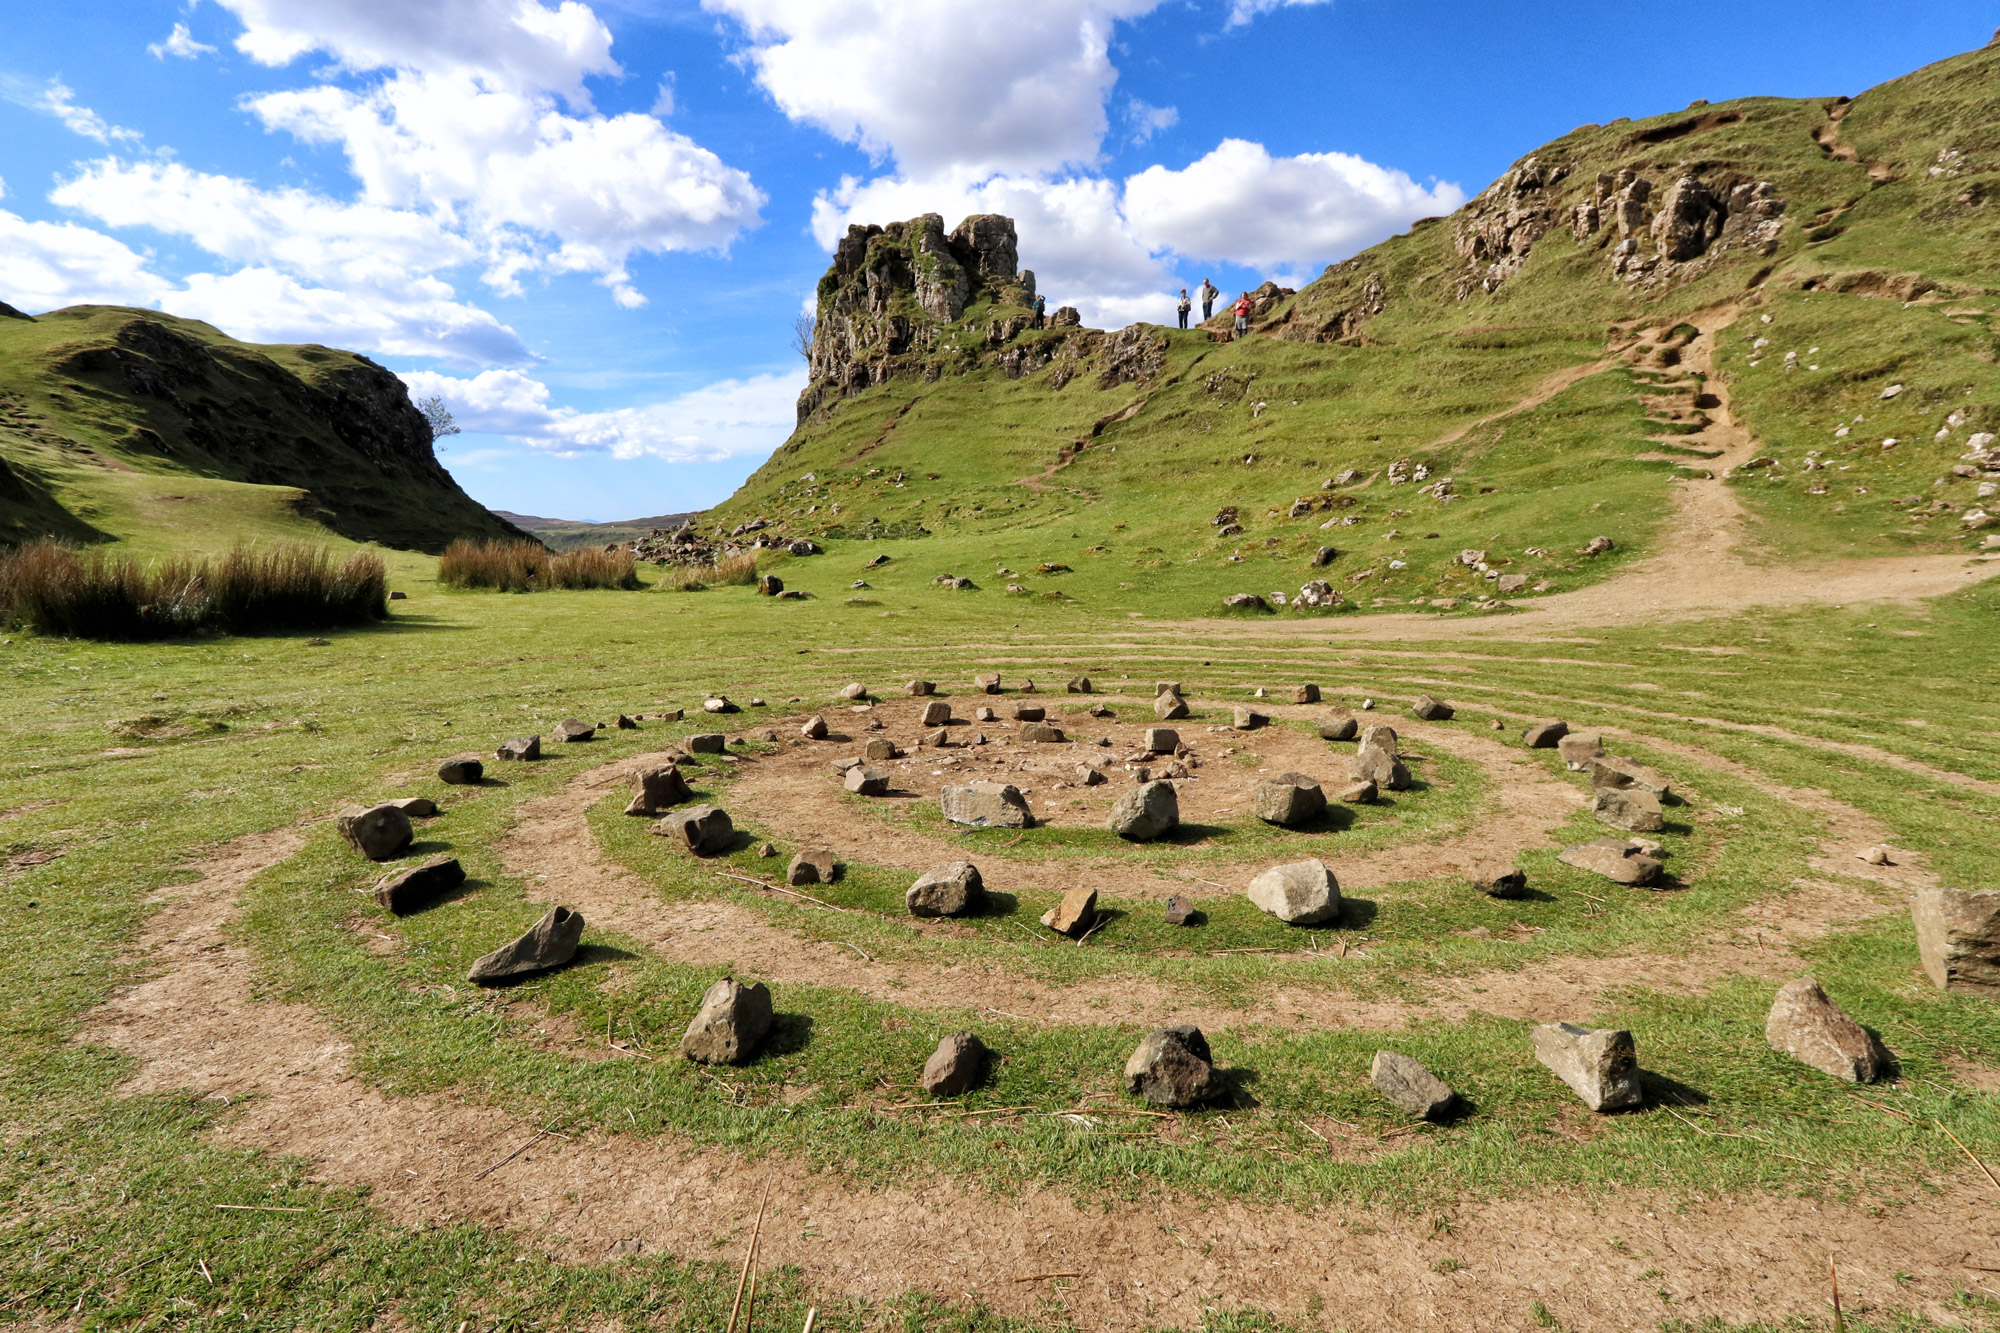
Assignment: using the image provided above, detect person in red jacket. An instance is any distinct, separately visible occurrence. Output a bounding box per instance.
[1232,293,1253,340]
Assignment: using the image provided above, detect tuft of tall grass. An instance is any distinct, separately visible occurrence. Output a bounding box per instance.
[437,540,641,592]
[0,540,387,639]
[659,552,758,591]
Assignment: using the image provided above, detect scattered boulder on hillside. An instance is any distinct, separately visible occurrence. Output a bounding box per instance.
[800,713,829,739]
[786,539,820,556]
[1594,785,1665,832]
[338,804,413,861]
[386,796,437,818]
[1317,711,1359,741]
[920,701,952,726]
[468,905,585,985]
[756,574,783,596]
[908,862,985,917]
[1233,707,1269,730]
[1913,886,2000,995]
[1163,895,1198,926]
[1337,779,1378,804]
[626,764,693,815]
[975,672,1003,694]
[1558,732,1606,768]
[1020,721,1065,743]
[1295,580,1343,609]
[1311,546,1338,568]
[942,781,1032,827]
[656,804,734,854]
[1523,720,1569,748]
[1558,837,1663,886]
[1125,1026,1222,1108]
[1143,727,1179,754]
[1371,1051,1458,1120]
[680,977,773,1065]
[906,679,935,695]
[1468,862,1530,899]
[787,847,839,887]
[703,695,738,714]
[839,682,868,700]
[1076,763,1107,786]
[1533,1022,1644,1112]
[1411,695,1454,721]
[616,714,639,729]
[1579,536,1615,556]
[844,764,890,796]
[1224,593,1272,612]
[438,758,484,784]
[863,737,896,761]
[922,1032,988,1097]
[1067,676,1093,693]
[1154,692,1190,721]
[1587,755,1672,798]
[1497,574,1529,594]
[373,856,466,914]
[496,736,540,761]
[1254,772,1327,826]
[1292,684,1321,704]
[1352,741,1411,792]
[1012,703,1045,721]
[1246,860,1342,925]
[1109,781,1179,840]
[1042,885,1098,937]
[554,719,594,742]
[1766,977,1889,1082]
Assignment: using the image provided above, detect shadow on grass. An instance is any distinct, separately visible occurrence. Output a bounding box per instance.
[1339,897,1379,929]
[763,1012,816,1060]
[970,890,1020,918]
[401,876,488,914]
[1639,1070,1710,1110]
[1214,1065,1262,1110]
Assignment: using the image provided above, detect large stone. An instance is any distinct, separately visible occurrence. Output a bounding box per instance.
[1558,838,1663,886]
[496,736,540,761]
[438,758,484,784]
[906,680,935,696]
[920,700,952,727]
[680,977,773,1065]
[1532,1022,1644,1112]
[844,764,890,796]
[941,781,1032,828]
[625,765,693,815]
[839,682,868,700]
[1358,724,1398,753]
[1766,977,1889,1082]
[1143,727,1179,754]
[1246,860,1342,925]
[975,672,1003,694]
[1371,1051,1457,1119]
[1317,711,1358,741]
[908,862,985,917]
[1336,779,1378,804]
[1076,764,1107,786]
[787,847,839,886]
[1042,885,1098,936]
[1292,684,1321,704]
[1558,732,1606,769]
[1587,755,1672,798]
[337,804,413,861]
[1154,681,1183,698]
[1232,706,1269,730]
[1067,676,1093,694]
[1411,695,1454,721]
[1468,862,1529,899]
[373,856,466,914]
[922,1032,987,1097]
[1019,721,1065,743]
[702,695,738,714]
[656,804,734,854]
[468,905,585,984]
[386,796,438,817]
[554,718,595,742]
[1154,693,1190,721]
[1352,744,1412,791]
[1523,720,1569,748]
[1254,772,1327,826]
[1108,781,1179,840]
[864,737,897,761]
[800,714,829,739]
[1914,887,2000,995]
[1012,703,1046,722]
[1593,785,1665,833]
[1124,1026,1223,1108]
[685,733,726,754]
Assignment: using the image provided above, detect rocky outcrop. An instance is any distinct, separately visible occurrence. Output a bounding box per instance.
[1455,155,1570,296]
[1574,170,1787,284]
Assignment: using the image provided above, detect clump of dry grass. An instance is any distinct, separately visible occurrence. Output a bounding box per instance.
[438,540,641,592]
[659,552,758,592]
[548,546,641,590]
[0,540,387,639]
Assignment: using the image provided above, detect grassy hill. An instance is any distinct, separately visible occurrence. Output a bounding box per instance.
[495,510,698,552]
[694,38,1998,618]
[0,305,527,555]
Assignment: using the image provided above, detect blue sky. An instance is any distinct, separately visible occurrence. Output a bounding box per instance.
[2,1,1995,521]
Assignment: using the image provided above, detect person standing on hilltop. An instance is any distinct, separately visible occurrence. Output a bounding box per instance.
[1033,293,1046,329]
[1176,288,1192,329]
[1233,292,1253,340]
[1199,278,1219,321]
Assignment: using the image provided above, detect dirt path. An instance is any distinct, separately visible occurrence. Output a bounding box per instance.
[1429,354,1621,450]
[78,831,1998,1332]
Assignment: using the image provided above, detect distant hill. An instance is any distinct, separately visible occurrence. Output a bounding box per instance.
[493,510,698,551]
[0,305,529,553]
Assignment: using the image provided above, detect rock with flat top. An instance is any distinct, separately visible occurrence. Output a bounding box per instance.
[1292,684,1321,704]
[787,847,838,886]
[907,862,985,917]
[1594,785,1665,832]
[1587,755,1672,797]
[686,733,726,754]
[941,781,1032,828]
[1154,692,1190,721]
[1246,860,1342,925]
[1766,977,1889,1081]
[438,758,484,784]
[374,856,466,914]
[1336,779,1378,803]
[1041,885,1098,936]
[1558,837,1662,885]
[626,765,693,816]
[468,905,585,984]
[1143,727,1179,754]
[800,714,829,739]
[1318,711,1358,741]
[920,700,952,727]
[844,764,890,796]
[1108,781,1178,840]
[680,977,773,1065]
[1371,1051,1457,1119]
[338,804,413,861]
[1233,706,1268,730]
[922,1032,987,1097]
[906,680,935,696]
[496,736,540,761]
[1411,695,1453,721]
[1124,1026,1222,1107]
[1523,720,1569,748]
[1533,1022,1643,1111]
[1163,895,1198,926]
[1468,863,1529,898]
[1558,732,1605,769]
[1067,677,1093,693]
[1352,744,1412,791]
[554,719,594,742]
[1020,721,1065,743]
[386,796,437,818]
[656,803,734,854]
[1254,772,1326,826]
[1155,681,1183,698]
[975,672,1002,694]
[1914,887,2000,995]
[1012,703,1046,722]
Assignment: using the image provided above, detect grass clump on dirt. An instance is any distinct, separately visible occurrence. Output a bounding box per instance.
[659,551,759,591]
[0,539,387,639]
[436,538,640,592]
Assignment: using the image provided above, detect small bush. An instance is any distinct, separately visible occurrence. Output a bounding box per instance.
[659,552,758,592]
[0,540,388,640]
[437,540,641,592]
[548,547,641,590]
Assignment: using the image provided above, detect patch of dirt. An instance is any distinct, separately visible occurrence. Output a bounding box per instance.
[78,830,1999,1332]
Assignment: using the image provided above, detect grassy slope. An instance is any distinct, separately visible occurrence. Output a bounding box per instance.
[0,307,524,555]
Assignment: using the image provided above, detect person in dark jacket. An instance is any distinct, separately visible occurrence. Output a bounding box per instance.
[1199,278,1219,321]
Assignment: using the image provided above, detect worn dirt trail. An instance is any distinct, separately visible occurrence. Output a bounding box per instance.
[79,832,1999,1332]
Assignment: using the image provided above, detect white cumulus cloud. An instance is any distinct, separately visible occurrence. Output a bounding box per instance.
[401,367,807,462]
[2,79,144,145]
[149,23,219,60]
[0,189,173,312]
[1223,0,1333,28]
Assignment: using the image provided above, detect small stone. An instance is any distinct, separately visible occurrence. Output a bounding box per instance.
[974,705,998,722]
[758,842,777,857]
[800,714,829,739]
[1914,887,2000,995]
[385,796,438,817]
[840,682,868,700]
[1533,1022,1643,1111]
[1593,785,1665,832]
[787,847,838,886]
[438,758,484,784]
[906,680,935,696]
[373,856,466,914]
[1411,694,1454,721]
[941,781,1033,828]
[337,804,413,861]
[908,862,985,917]
[1587,755,1672,798]
[468,905,585,985]
[1253,772,1327,827]
[864,737,897,761]
[1012,703,1047,722]
[625,765,693,815]
[680,977,773,1065]
[1292,684,1321,704]
[920,700,952,727]
[921,726,950,747]
[922,1032,987,1097]
[658,708,685,722]
[755,574,783,596]
[1336,779,1378,803]
[975,672,1002,694]
[554,718,595,742]
[1558,837,1663,885]
[1468,862,1529,898]
[656,803,735,854]
[1246,860,1341,925]
[1316,711,1358,741]
[1067,676,1093,693]
[1766,977,1889,1082]
[1163,895,1198,926]
[1557,732,1605,769]
[1860,845,1893,866]
[844,764,890,796]
[1076,764,1107,786]
[1352,744,1411,791]
[1579,536,1615,557]
[496,735,540,761]
[1370,1051,1457,1119]
[1232,706,1268,730]
[1124,1026,1222,1107]
[616,714,639,729]
[829,756,861,775]
[686,733,726,755]
[1041,885,1098,936]
[1155,681,1183,698]
[1143,727,1179,754]
[1154,693,1191,721]
[1108,781,1179,840]
[1020,721,1065,743]
[1358,724,1398,753]
[703,695,737,714]
[1523,720,1569,748]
